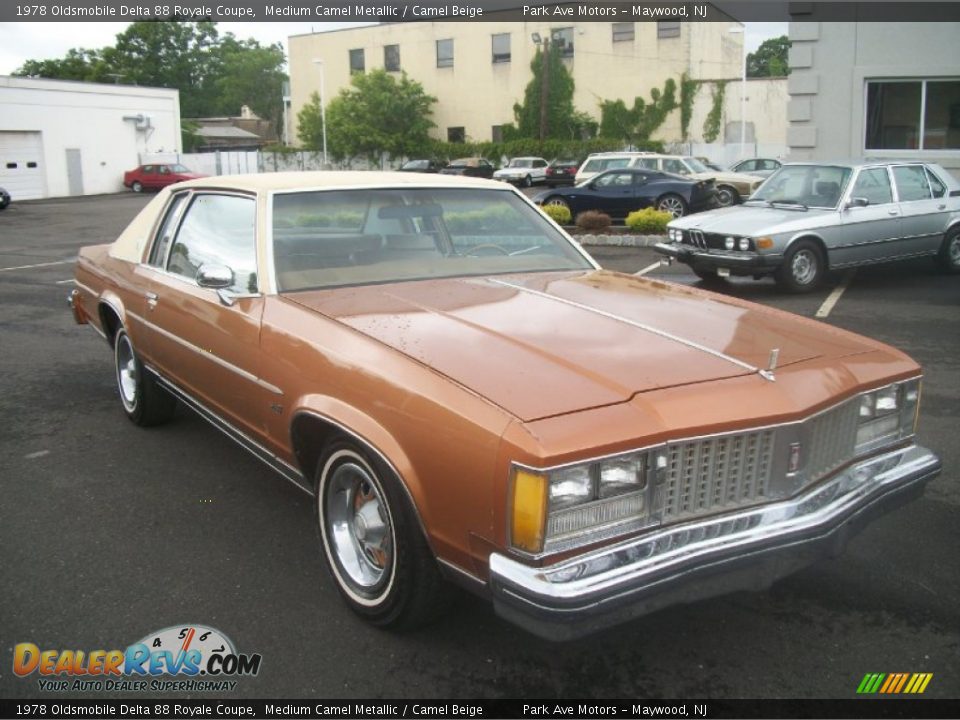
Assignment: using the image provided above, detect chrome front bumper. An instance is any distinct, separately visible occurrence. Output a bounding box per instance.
[490,444,940,640]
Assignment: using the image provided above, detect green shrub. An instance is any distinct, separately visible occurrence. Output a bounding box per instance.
[625,208,672,234]
[541,203,572,225]
[575,210,612,232]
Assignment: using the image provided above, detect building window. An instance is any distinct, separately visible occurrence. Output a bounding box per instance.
[551,28,574,58]
[612,23,634,43]
[447,127,465,143]
[866,79,960,150]
[491,125,504,142]
[657,22,681,39]
[492,33,511,64]
[349,48,365,74]
[383,44,400,72]
[437,39,454,68]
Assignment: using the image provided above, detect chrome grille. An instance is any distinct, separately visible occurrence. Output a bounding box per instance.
[687,229,707,249]
[663,429,776,521]
[805,398,859,482]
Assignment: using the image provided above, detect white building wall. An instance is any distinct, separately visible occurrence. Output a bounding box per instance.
[0,76,181,199]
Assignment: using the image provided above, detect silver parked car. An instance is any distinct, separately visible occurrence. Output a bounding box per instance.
[654,161,960,292]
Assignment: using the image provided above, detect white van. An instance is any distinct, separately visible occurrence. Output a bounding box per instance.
[574,152,655,185]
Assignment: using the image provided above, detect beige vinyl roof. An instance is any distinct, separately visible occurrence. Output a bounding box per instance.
[174,171,506,193]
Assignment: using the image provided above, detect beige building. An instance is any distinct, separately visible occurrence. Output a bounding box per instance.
[288,20,745,146]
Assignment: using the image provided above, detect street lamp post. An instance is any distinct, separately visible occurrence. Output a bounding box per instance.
[728,26,747,159]
[312,58,328,169]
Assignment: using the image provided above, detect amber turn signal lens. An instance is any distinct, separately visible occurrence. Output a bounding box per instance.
[756,237,774,250]
[511,469,547,553]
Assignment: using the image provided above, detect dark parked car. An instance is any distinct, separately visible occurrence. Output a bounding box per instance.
[123,163,205,193]
[535,168,716,219]
[0,187,10,210]
[439,157,496,179]
[544,159,580,187]
[398,159,445,173]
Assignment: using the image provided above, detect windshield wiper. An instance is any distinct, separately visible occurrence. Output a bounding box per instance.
[744,198,774,207]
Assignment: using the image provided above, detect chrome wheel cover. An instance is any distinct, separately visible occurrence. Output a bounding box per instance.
[115,334,138,412]
[791,248,818,286]
[324,461,394,595]
[949,235,960,266]
[716,188,735,206]
[659,196,685,218]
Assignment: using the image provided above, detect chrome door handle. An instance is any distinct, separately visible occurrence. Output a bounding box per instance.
[145,291,158,309]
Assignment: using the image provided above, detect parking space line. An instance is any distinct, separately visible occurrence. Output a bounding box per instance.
[55,278,76,285]
[634,260,667,277]
[0,259,75,272]
[816,269,857,319]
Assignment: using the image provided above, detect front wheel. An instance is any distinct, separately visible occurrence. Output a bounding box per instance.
[657,194,688,218]
[715,186,739,207]
[522,174,533,188]
[316,442,452,628]
[113,327,176,426]
[545,196,571,214]
[131,181,143,193]
[776,239,826,293]
[937,228,960,273]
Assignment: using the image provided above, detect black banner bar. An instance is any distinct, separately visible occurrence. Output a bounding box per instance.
[3,699,960,720]
[2,1,960,22]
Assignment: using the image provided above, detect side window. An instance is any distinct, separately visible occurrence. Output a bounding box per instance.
[167,194,257,294]
[893,165,932,202]
[850,168,893,205]
[663,159,687,175]
[925,167,947,198]
[159,166,171,175]
[142,165,155,174]
[148,193,189,267]
[595,172,633,188]
[637,158,659,170]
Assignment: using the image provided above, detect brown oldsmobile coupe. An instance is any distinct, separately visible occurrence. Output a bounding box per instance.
[69,172,941,639]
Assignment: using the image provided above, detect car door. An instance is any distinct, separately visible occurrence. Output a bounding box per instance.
[139,165,156,189]
[532,159,548,183]
[891,164,950,257]
[835,166,902,267]
[587,171,639,217]
[139,191,269,440]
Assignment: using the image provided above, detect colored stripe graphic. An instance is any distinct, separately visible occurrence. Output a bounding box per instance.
[857,672,932,694]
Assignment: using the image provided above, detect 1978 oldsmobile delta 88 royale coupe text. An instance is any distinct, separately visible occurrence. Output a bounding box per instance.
[69,173,942,639]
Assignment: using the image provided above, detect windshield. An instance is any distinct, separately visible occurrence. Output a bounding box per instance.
[683,157,711,173]
[272,188,592,291]
[402,160,429,170]
[750,165,853,209]
[508,159,533,168]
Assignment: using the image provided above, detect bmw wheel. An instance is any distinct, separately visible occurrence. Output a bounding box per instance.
[937,228,960,273]
[316,442,452,628]
[776,239,826,293]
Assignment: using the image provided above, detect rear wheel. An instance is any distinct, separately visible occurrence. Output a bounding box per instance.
[937,228,960,273]
[776,239,826,293]
[131,181,143,193]
[545,196,571,214]
[316,441,452,629]
[113,327,176,426]
[657,194,688,218]
[522,174,533,188]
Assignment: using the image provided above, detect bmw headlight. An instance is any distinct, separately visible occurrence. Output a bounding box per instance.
[510,450,658,554]
[855,378,921,455]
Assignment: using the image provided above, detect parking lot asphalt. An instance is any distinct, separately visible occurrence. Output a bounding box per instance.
[1,193,958,700]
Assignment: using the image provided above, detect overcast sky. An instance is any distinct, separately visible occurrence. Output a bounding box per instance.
[0,21,787,76]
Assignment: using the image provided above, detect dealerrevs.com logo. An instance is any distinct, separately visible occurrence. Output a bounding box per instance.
[13,624,262,692]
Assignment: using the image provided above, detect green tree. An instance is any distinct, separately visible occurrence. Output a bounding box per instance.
[211,36,287,140]
[747,35,791,78]
[300,70,437,163]
[598,79,678,145]
[15,48,111,82]
[512,42,582,141]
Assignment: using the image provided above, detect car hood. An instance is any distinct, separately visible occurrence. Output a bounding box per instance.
[690,170,761,186]
[286,271,873,422]
[670,204,836,236]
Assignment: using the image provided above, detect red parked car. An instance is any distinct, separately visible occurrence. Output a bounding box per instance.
[123,163,205,193]
[544,159,580,187]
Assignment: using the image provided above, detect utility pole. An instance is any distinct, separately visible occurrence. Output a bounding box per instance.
[539,38,550,143]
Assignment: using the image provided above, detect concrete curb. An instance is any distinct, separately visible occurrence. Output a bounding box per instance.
[573,233,665,247]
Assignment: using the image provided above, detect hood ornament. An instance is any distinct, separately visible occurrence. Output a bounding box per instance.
[759,348,780,382]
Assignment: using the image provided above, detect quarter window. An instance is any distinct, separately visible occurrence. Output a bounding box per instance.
[349,48,365,74]
[167,194,257,294]
[850,168,893,205]
[149,193,189,267]
[926,168,947,198]
[866,79,960,150]
[892,165,932,202]
[492,33,510,63]
[437,39,454,68]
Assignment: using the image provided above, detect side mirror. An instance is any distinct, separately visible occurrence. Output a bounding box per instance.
[846,197,870,209]
[196,263,234,289]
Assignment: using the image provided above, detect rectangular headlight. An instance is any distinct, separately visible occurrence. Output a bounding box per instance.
[510,451,657,554]
[855,378,921,455]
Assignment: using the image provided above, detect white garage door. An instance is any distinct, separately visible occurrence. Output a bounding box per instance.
[0,131,47,200]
